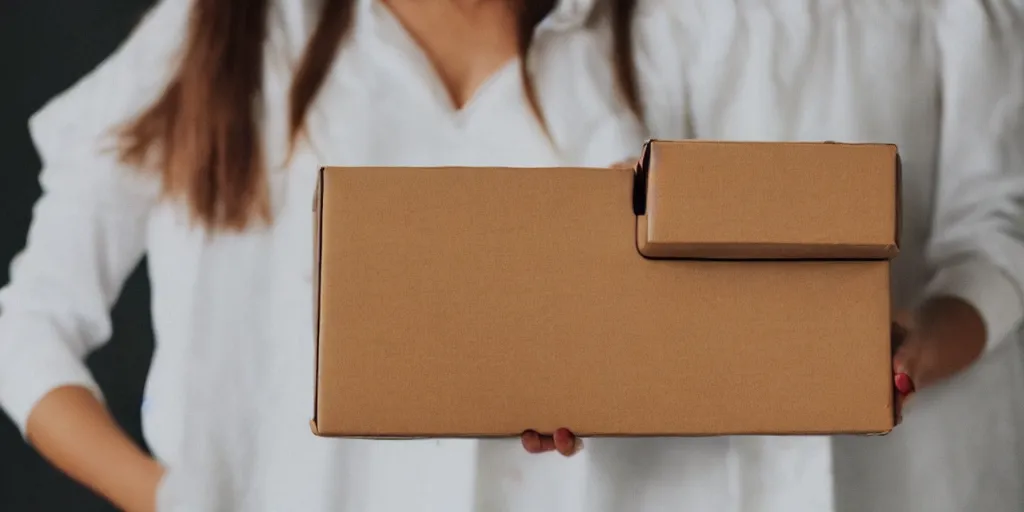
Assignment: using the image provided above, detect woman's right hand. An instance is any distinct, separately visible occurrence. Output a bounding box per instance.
[26,386,164,512]
[521,428,582,457]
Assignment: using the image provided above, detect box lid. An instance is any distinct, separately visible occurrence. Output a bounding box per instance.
[635,140,901,260]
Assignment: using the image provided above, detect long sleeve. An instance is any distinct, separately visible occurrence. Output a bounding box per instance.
[924,0,1024,352]
[0,0,188,434]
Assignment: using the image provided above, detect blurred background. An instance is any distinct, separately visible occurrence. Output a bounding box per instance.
[0,1,156,509]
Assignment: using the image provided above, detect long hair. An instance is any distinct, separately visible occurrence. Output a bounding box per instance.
[118,0,641,231]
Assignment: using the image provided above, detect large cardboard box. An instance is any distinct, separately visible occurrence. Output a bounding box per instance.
[311,140,901,438]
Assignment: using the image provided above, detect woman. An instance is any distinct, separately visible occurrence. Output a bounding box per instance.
[1,0,1022,510]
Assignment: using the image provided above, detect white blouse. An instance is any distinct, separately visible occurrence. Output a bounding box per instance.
[1,0,1022,511]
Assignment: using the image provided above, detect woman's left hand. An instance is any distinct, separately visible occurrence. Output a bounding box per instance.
[892,297,987,423]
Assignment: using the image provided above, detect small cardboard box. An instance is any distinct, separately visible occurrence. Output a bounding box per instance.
[311,140,901,438]
[637,140,900,259]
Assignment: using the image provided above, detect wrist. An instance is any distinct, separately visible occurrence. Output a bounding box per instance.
[119,456,164,512]
[97,439,163,512]
[924,261,1023,352]
[917,296,986,357]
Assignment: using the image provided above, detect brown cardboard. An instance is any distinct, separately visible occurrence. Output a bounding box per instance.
[311,142,899,438]
[636,140,900,260]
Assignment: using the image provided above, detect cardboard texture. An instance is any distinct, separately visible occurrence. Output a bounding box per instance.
[637,140,900,259]
[311,140,900,438]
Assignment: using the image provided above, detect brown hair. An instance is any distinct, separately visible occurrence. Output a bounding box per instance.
[118,0,641,231]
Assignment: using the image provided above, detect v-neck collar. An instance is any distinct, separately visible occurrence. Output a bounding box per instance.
[369,1,522,117]
[291,0,592,164]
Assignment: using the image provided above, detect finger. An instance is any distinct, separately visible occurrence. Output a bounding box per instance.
[894,334,943,390]
[894,310,916,330]
[553,428,582,457]
[891,320,914,369]
[892,332,921,376]
[894,372,915,395]
[891,322,909,354]
[521,430,548,454]
[893,374,915,423]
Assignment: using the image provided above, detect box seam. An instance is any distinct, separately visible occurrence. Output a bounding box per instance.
[311,167,326,434]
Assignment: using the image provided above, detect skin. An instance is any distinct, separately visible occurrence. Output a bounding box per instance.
[524,297,989,457]
[892,297,987,423]
[26,387,164,512]
[383,0,519,110]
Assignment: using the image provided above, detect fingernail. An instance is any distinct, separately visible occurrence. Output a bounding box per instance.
[895,373,915,395]
[573,436,584,454]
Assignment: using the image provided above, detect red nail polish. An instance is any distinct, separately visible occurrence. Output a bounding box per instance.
[895,372,915,394]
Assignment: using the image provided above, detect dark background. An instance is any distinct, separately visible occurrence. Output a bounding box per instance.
[1,0,157,510]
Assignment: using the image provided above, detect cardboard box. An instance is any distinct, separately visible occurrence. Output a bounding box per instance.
[637,141,900,259]
[311,140,901,438]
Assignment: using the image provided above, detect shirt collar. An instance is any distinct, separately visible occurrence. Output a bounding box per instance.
[281,0,601,35]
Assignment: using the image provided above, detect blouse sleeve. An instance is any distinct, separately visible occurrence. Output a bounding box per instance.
[0,0,187,434]
[924,0,1024,352]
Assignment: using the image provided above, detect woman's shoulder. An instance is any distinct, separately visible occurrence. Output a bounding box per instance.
[30,0,190,159]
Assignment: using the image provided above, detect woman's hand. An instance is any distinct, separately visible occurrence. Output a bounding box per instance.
[521,428,582,457]
[892,297,987,423]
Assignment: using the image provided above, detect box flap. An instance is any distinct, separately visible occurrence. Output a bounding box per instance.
[635,140,901,260]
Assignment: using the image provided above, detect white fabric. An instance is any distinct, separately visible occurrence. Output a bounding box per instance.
[1,0,1023,511]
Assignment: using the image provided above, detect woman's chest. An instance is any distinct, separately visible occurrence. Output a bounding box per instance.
[685,0,942,154]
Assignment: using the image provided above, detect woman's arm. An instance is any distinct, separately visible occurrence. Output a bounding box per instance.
[922,0,1024,350]
[895,0,1024,391]
[27,387,164,512]
[0,1,187,509]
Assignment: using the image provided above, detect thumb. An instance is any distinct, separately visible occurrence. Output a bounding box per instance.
[891,317,913,373]
[891,317,918,394]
